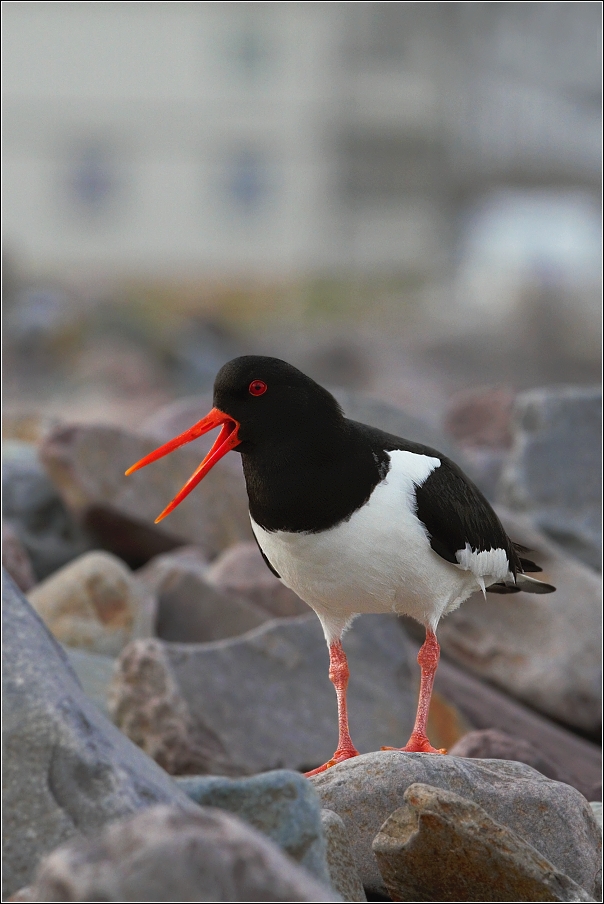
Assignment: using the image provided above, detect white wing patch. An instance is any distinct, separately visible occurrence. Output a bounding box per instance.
[455,543,510,597]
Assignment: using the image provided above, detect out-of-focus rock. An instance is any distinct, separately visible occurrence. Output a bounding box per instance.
[138,555,269,643]
[2,440,93,580]
[449,729,563,781]
[436,507,601,735]
[321,809,367,903]
[134,545,210,595]
[2,571,199,899]
[310,751,602,898]
[109,614,417,776]
[39,423,252,568]
[176,770,329,883]
[27,551,155,656]
[2,521,36,591]
[205,541,309,618]
[28,805,340,903]
[443,386,515,499]
[63,646,116,716]
[433,655,602,802]
[497,386,602,569]
[590,803,602,831]
[373,783,596,903]
[445,386,515,450]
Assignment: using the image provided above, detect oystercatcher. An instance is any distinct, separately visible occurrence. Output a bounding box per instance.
[126,356,555,775]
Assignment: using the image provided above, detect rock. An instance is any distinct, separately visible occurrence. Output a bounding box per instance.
[205,541,309,617]
[109,614,417,775]
[134,545,210,595]
[309,750,602,898]
[436,507,601,735]
[590,803,602,831]
[27,551,155,656]
[449,729,563,782]
[2,521,36,591]
[138,555,269,643]
[28,805,340,902]
[497,386,602,570]
[373,782,596,902]
[176,770,329,883]
[2,570,199,899]
[444,386,514,450]
[434,655,602,802]
[2,440,93,580]
[321,809,367,903]
[39,423,251,568]
[63,646,116,716]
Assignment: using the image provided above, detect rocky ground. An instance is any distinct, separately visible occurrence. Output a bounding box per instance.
[3,364,602,901]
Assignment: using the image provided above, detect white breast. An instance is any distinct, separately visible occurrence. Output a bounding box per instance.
[250,450,493,642]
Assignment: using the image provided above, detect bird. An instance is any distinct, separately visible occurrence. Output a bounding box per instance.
[126,355,555,776]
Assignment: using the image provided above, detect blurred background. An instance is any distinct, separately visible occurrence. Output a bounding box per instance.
[3,1,602,431]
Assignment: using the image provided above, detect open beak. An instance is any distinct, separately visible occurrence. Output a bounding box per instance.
[125,408,241,523]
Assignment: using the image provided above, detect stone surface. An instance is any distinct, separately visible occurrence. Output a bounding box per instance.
[2,440,93,580]
[206,541,309,617]
[63,646,116,716]
[436,507,601,735]
[176,770,329,883]
[444,386,515,450]
[373,782,596,902]
[449,729,563,782]
[109,613,417,775]
[134,544,210,595]
[27,551,155,656]
[433,655,602,802]
[39,423,251,568]
[2,520,36,591]
[28,805,340,902]
[590,803,602,831]
[321,809,367,903]
[2,570,199,899]
[142,558,269,643]
[497,386,602,569]
[310,750,602,898]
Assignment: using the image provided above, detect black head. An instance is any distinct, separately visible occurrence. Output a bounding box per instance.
[213,355,345,452]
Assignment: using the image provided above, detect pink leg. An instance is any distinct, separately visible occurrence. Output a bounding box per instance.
[382,628,446,755]
[304,640,360,777]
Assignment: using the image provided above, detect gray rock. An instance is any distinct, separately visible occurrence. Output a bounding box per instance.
[27,551,155,656]
[433,655,602,802]
[206,541,309,617]
[497,386,602,569]
[28,804,341,902]
[140,558,269,643]
[309,750,602,898]
[39,423,251,568]
[321,809,367,903]
[2,570,198,899]
[2,520,36,591]
[2,440,92,580]
[449,729,563,782]
[109,614,417,775]
[590,803,602,831]
[134,545,210,595]
[176,770,329,883]
[373,782,596,902]
[63,646,116,716]
[437,507,601,735]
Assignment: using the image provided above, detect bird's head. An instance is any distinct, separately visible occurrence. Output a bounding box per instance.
[125,355,343,522]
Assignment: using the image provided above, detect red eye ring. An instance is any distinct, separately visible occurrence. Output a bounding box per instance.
[249,380,267,396]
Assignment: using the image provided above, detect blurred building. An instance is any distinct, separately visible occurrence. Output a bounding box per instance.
[3,2,601,281]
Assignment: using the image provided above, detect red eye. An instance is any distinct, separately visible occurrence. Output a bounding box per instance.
[249,380,267,396]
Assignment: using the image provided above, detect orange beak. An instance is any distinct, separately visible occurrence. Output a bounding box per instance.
[125,408,241,523]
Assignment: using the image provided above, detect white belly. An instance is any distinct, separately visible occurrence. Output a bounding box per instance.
[250,450,491,642]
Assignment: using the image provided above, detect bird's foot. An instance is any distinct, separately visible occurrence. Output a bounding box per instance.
[304,747,359,777]
[381,732,446,755]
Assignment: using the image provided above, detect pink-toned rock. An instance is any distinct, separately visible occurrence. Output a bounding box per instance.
[206,542,309,618]
[2,521,36,591]
[444,386,514,449]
